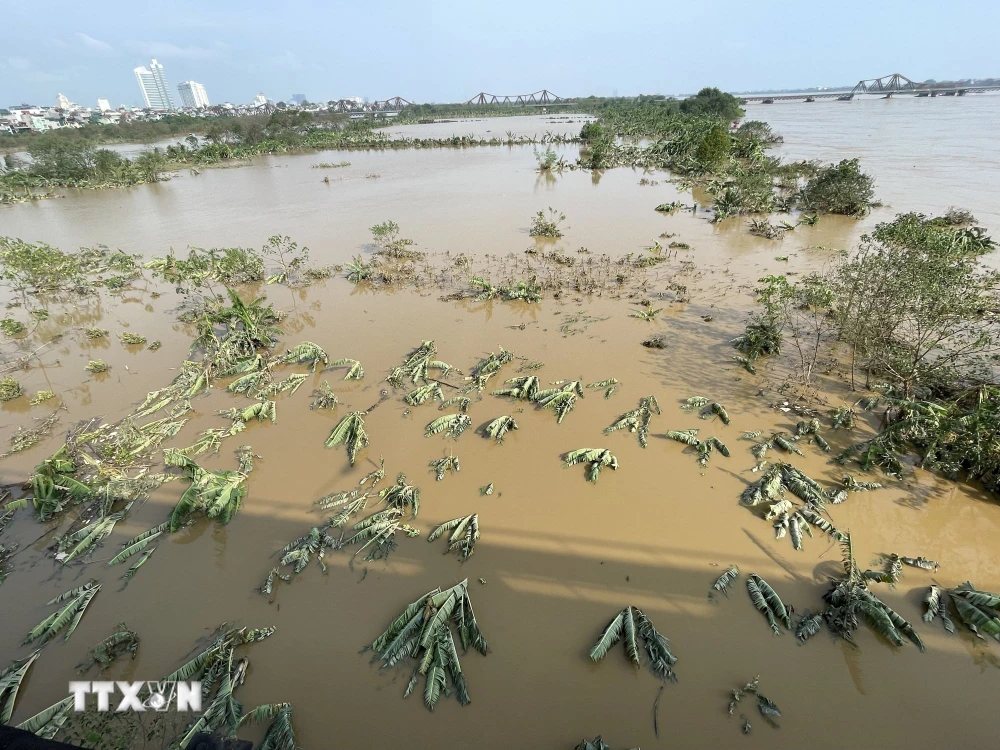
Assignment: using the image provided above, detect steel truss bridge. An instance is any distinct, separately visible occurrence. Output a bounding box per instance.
[741,73,1000,102]
[327,97,413,114]
[464,90,570,106]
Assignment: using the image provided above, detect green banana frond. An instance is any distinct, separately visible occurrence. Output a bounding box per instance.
[309,380,339,410]
[386,341,455,387]
[604,396,660,448]
[483,415,518,444]
[712,566,740,596]
[425,414,471,439]
[405,382,444,406]
[465,346,515,390]
[440,395,472,413]
[429,454,461,481]
[325,412,369,465]
[277,341,328,371]
[564,448,618,483]
[589,606,677,681]
[491,376,540,401]
[24,580,101,645]
[0,649,41,724]
[379,473,421,517]
[428,514,479,561]
[75,623,139,673]
[256,374,307,399]
[680,396,709,411]
[666,429,699,446]
[747,574,790,634]
[166,449,252,532]
[329,357,364,380]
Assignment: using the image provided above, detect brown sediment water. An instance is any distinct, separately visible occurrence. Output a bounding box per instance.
[1,107,1000,749]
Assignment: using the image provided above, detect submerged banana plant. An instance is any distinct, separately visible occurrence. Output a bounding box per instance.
[367,580,487,710]
[0,650,41,724]
[261,526,339,598]
[746,574,791,635]
[277,341,329,371]
[257,373,308,399]
[344,507,418,563]
[483,415,518,444]
[239,703,299,750]
[491,376,540,401]
[564,448,619,483]
[325,411,369,465]
[165,448,252,531]
[604,395,660,448]
[429,453,460,481]
[386,340,455,387]
[54,505,131,564]
[24,580,101,644]
[589,606,677,682]
[427,514,479,560]
[466,346,514,391]
[405,382,445,406]
[666,429,729,466]
[109,522,168,566]
[680,396,709,411]
[440,395,472,413]
[329,357,364,380]
[309,380,339,410]
[425,413,471,439]
[712,566,740,597]
[923,582,1000,642]
[76,623,139,673]
[379,472,421,517]
[535,380,585,423]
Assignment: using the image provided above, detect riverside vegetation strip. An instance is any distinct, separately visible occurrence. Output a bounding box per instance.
[1,108,1000,749]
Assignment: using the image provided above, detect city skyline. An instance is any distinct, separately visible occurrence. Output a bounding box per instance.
[3,0,1000,107]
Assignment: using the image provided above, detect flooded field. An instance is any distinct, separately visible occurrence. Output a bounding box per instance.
[2,102,1000,749]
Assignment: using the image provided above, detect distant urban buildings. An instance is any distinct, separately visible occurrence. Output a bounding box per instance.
[178,81,210,109]
[97,98,111,112]
[252,93,268,107]
[291,93,306,105]
[134,59,175,111]
[57,93,71,110]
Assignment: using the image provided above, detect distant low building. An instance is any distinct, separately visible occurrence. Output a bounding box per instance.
[178,80,210,109]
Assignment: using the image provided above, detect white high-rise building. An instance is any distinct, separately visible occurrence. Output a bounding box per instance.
[57,93,71,110]
[177,81,210,109]
[252,93,268,107]
[97,98,111,112]
[134,59,175,110]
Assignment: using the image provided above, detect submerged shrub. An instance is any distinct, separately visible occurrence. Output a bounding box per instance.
[800,159,875,217]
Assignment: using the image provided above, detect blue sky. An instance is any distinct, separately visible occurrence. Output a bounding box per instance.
[2,0,998,108]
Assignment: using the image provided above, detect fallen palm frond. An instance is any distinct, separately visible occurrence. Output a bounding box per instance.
[240,703,299,750]
[483,415,518,444]
[165,449,252,532]
[405,382,444,406]
[901,555,939,571]
[256,373,308,399]
[119,547,156,585]
[747,574,791,635]
[819,534,924,650]
[222,399,277,428]
[54,505,130,564]
[328,357,364,380]
[367,579,487,710]
[712,566,740,597]
[491,376,540,401]
[76,623,138,673]
[680,396,709,411]
[589,606,677,682]
[440,395,471,413]
[863,554,903,585]
[359,456,386,488]
[425,413,471,439]
[923,582,1000,643]
[325,411,369,465]
[109,522,168,565]
[0,650,41,724]
[309,380,339,410]
[24,580,101,644]
[427,514,479,560]
[842,475,883,491]
[261,526,339,597]
[535,380,584,424]
[277,341,328,371]
[387,340,454,387]
[344,507,418,562]
[429,453,460,481]
[466,346,514,390]
[379,473,421,517]
[564,448,619,483]
[604,395,660,448]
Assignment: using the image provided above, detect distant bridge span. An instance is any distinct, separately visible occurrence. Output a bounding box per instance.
[328,97,412,114]
[464,90,571,106]
[741,73,1000,102]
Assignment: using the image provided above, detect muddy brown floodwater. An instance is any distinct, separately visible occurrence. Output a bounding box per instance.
[2,105,1000,750]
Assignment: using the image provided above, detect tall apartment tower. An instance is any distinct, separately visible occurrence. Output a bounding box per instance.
[134,58,175,110]
[177,81,210,109]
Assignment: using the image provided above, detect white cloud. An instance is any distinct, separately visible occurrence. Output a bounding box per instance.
[77,32,113,53]
[127,40,219,59]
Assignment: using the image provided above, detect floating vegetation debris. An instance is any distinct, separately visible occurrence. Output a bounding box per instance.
[165,448,253,531]
[589,606,678,682]
[923,582,1000,642]
[24,580,101,644]
[902,555,939,571]
[630,303,663,321]
[429,453,461,481]
[0,650,40,724]
[366,579,487,710]
[604,396,659,448]
[483,415,518,444]
[54,504,131,564]
[642,334,667,349]
[0,412,59,458]
[325,412,369,465]
[479,483,494,496]
[120,331,147,345]
[29,390,55,405]
[665,429,729,467]
[1,317,26,337]
[329,357,364,380]
[76,623,139,673]
[425,413,471,439]
[440,395,471,413]
[277,341,329,371]
[564,448,619,483]
[428,514,479,560]
[406,381,444,406]
[831,406,856,430]
[746,574,791,634]
[587,378,619,399]
[466,346,514,391]
[536,380,584,423]
[0,377,23,401]
[85,359,109,373]
[712,565,740,597]
[85,327,109,339]
[261,526,339,597]
[681,396,710,411]
[842,475,883,491]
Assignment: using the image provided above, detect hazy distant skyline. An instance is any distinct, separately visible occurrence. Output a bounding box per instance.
[2,0,998,107]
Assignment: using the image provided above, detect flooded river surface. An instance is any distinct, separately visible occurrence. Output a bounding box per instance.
[2,100,1000,749]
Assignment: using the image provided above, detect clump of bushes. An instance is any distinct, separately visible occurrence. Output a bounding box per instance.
[800,159,876,217]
